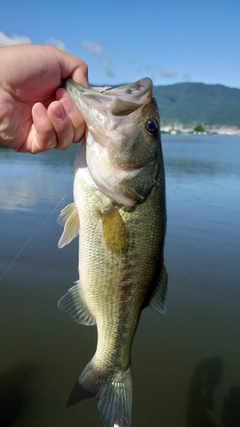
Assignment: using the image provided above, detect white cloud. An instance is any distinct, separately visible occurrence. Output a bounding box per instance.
[46,37,66,51]
[0,31,31,47]
[82,39,103,55]
[160,68,176,78]
[0,31,66,52]
[82,39,114,77]
[136,62,177,82]
[129,55,140,64]
[102,59,114,77]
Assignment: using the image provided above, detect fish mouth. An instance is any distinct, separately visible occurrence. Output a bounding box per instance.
[65,78,153,119]
[65,77,152,102]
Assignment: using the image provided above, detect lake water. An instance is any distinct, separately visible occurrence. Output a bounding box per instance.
[0,134,240,427]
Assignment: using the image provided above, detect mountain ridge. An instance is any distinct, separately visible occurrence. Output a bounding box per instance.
[152,82,240,127]
[90,81,240,128]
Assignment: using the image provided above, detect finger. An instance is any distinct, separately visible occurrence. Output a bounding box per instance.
[56,88,86,143]
[47,101,74,150]
[17,103,57,153]
[71,65,89,88]
[31,103,57,153]
[55,50,89,87]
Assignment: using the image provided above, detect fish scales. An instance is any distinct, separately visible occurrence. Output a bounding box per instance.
[76,164,164,366]
[57,77,168,427]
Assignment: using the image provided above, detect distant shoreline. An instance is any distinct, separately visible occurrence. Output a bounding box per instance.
[161,125,240,136]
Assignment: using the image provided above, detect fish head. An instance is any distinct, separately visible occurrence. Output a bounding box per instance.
[66,78,162,205]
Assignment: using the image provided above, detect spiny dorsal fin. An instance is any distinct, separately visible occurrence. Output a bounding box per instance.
[57,202,79,248]
[148,264,168,314]
[58,283,96,326]
[100,206,129,257]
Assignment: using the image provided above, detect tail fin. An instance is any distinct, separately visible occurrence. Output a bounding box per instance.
[67,360,132,427]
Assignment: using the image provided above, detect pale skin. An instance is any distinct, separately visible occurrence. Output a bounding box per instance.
[0,44,88,154]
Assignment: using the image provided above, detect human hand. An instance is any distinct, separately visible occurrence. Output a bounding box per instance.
[0,44,88,153]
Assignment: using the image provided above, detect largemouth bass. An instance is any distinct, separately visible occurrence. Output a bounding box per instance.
[57,77,168,427]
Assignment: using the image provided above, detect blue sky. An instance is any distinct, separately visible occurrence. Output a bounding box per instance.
[1,0,240,88]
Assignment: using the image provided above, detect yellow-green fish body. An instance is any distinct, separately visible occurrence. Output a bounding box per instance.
[57,78,167,427]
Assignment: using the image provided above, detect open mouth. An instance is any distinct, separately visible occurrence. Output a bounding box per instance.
[65,77,152,104]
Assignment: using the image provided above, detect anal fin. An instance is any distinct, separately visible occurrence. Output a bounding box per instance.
[58,283,96,326]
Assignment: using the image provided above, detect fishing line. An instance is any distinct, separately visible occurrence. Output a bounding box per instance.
[0,192,69,281]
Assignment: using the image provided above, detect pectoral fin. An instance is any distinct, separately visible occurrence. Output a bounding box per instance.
[148,264,168,314]
[100,206,129,256]
[57,202,79,248]
[58,282,96,326]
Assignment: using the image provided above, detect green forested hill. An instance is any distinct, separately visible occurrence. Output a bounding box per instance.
[152,82,240,127]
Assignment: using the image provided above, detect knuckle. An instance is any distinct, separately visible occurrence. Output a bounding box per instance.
[80,60,88,75]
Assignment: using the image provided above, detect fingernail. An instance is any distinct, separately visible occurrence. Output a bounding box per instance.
[34,103,47,119]
[47,140,57,149]
[54,103,67,121]
[61,98,75,114]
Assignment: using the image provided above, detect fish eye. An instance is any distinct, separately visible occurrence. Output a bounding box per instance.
[146,119,159,135]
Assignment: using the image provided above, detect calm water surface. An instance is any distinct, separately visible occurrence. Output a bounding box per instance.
[0,134,240,426]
